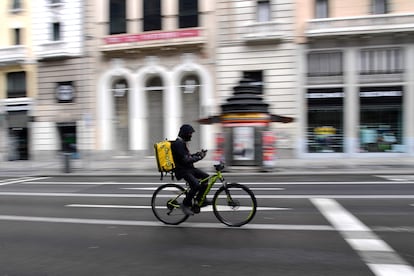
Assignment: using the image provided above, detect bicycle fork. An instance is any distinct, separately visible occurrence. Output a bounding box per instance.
[222,182,237,208]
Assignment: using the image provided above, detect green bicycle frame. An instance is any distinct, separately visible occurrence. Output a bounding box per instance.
[196,170,225,206]
[167,170,225,212]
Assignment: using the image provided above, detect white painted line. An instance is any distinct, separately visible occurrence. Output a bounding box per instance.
[121,187,285,191]
[367,264,414,276]
[66,204,151,209]
[0,214,333,231]
[22,181,414,185]
[244,181,414,185]
[311,198,370,232]
[256,195,414,199]
[0,192,146,198]
[1,192,414,199]
[65,204,290,212]
[23,181,159,185]
[346,238,393,252]
[312,198,414,276]
[0,177,50,186]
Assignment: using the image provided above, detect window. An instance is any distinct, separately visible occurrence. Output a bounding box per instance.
[143,0,161,31]
[315,0,329,18]
[307,88,344,153]
[359,87,403,153]
[307,51,343,77]
[179,0,198,28]
[360,48,403,75]
[372,0,388,14]
[11,0,22,10]
[243,71,263,86]
[13,28,22,45]
[257,0,271,22]
[109,0,127,35]
[52,22,61,41]
[7,72,26,98]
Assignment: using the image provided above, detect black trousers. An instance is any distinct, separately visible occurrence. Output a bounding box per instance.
[181,168,209,206]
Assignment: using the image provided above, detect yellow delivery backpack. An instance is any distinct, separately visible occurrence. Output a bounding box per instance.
[154,140,175,179]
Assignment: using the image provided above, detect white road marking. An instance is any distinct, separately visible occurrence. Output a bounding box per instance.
[0,214,333,231]
[311,198,414,276]
[0,177,50,186]
[346,239,393,252]
[377,175,414,182]
[66,204,151,209]
[368,264,414,276]
[20,181,414,185]
[65,204,290,212]
[0,192,414,199]
[120,187,285,191]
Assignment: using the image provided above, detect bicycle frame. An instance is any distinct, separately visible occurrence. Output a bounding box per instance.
[165,171,221,212]
[195,170,225,207]
[166,168,226,214]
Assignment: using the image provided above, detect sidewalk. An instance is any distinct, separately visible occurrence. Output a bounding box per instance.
[1,155,414,177]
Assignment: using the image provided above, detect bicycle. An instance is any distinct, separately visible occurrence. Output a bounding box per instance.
[151,162,257,227]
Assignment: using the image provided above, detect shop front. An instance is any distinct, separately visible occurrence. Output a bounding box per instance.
[359,87,403,153]
[306,88,344,153]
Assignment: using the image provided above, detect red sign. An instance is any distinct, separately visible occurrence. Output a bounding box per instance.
[104,29,200,45]
[262,131,276,168]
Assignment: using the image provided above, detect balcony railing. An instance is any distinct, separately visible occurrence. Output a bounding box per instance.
[306,13,414,37]
[241,21,284,43]
[0,45,27,65]
[37,41,74,60]
[100,27,207,53]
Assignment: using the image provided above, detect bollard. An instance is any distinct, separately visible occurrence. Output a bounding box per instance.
[63,152,71,173]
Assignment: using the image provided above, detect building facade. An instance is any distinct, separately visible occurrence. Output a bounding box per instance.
[31,0,95,161]
[215,0,298,158]
[0,0,37,161]
[94,0,217,156]
[297,0,414,158]
[3,0,414,163]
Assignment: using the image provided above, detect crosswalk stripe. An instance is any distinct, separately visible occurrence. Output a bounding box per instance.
[312,198,414,276]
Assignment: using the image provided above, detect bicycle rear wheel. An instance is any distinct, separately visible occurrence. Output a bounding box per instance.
[213,183,257,227]
[151,183,189,225]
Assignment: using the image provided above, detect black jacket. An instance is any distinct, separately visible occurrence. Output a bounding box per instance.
[171,138,201,179]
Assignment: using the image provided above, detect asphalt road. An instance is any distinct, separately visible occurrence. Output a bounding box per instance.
[0,174,413,276]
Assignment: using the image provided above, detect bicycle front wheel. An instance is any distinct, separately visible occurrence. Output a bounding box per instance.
[213,183,257,227]
[151,183,189,225]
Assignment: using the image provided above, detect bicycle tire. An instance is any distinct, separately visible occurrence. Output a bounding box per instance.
[151,183,189,225]
[212,183,257,227]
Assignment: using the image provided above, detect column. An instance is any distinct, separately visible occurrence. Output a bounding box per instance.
[343,47,359,155]
[404,44,414,155]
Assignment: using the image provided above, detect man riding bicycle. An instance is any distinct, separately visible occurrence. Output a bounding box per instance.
[171,124,209,215]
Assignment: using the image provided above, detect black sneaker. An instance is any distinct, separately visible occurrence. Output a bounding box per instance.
[180,203,194,216]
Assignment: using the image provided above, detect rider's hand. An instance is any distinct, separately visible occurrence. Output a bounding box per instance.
[199,149,207,159]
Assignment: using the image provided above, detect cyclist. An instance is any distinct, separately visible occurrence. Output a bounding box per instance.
[171,124,209,215]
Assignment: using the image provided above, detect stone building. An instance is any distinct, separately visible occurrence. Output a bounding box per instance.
[296,0,414,157]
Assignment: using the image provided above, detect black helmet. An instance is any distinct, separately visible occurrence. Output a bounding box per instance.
[178,124,195,142]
